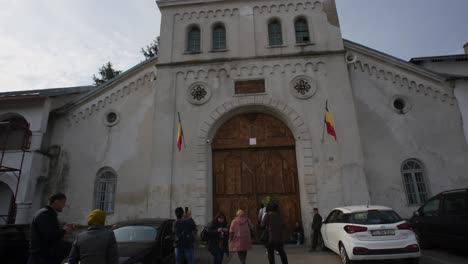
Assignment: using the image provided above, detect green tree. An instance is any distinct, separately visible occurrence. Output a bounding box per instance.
[92,62,122,86]
[141,36,160,60]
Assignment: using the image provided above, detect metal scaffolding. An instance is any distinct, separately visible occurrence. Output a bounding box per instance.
[0,120,31,224]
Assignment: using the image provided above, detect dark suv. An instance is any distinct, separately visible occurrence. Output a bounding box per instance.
[410,188,467,250]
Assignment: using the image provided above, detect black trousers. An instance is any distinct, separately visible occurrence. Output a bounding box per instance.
[267,242,288,264]
[311,229,321,250]
[28,240,72,264]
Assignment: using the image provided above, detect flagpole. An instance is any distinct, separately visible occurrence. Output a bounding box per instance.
[321,100,327,143]
[177,112,186,148]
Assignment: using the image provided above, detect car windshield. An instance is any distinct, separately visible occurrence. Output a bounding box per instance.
[349,210,402,225]
[113,225,158,242]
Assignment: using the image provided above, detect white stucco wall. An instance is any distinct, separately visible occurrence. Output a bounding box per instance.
[49,65,159,225]
[454,80,468,144]
[348,49,468,218]
[158,0,343,65]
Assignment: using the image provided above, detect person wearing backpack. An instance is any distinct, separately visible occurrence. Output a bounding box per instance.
[173,207,196,264]
[205,212,229,264]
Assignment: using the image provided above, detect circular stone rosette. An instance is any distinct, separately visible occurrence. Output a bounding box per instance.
[290,76,317,99]
[186,82,212,105]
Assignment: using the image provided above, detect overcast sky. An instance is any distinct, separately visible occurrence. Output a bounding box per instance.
[0,0,466,92]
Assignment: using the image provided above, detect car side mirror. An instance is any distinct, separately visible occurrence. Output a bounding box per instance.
[413,211,421,217]
[164,235,172,240]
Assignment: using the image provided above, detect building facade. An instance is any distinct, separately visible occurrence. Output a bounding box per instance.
[1,0,467,239]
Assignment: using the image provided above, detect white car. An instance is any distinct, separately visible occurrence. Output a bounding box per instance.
[320,205,420,264]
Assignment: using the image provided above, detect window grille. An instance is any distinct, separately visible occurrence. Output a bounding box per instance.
[95,169,116,213]
[401,159,428,205]
[268,20,283,46]
[187,26,201,52]
[213,24,226,50]
[295,18,310,44]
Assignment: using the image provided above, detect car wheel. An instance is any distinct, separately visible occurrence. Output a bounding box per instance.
[339,243,354,264]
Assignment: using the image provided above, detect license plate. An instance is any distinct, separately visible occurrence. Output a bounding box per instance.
[371,229,395,236]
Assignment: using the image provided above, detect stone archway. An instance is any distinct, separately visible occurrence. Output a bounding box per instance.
[193,96,318,229]
[212,113,301,234]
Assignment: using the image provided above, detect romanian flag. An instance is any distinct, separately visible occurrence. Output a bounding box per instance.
[177,113,184,151]
[324,101,337,141]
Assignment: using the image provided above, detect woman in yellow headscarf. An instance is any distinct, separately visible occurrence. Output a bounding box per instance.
[67,209,119,264]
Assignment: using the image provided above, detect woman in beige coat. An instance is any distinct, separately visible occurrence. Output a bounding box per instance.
[229,209,254,264]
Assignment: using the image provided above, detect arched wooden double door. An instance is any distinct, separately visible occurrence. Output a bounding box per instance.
[212,113,301,236]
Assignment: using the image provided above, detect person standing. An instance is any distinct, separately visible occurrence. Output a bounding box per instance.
[261,204,288,264]
[173,207,196,264]
[206,212,229,264]
[309,208,323,251]
[292,222,304,245]
[28,192,76,264]
[258,203,265,226]
[67,209,118,264]
[229,209,254,264]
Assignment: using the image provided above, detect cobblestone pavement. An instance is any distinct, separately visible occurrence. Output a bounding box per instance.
[193,244,468,264]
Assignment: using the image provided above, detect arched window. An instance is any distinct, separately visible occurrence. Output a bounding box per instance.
[294,17,310,44]
[401,159,428,205]
[212,24,226,50]
[95,168,117,213]
[268,19,283,46]
[0,114,30,150]
[187,25,201,53]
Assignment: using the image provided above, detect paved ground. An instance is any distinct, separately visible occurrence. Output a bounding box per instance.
[194,244,468,264]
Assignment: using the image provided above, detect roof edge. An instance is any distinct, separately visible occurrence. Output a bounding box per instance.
[0,86,96,99]
[344,39,446,83]
[409,54,468,63]
[53,56,158,114]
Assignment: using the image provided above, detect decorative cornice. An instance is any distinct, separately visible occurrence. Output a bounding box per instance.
[157,50,343,68]
[173,1,322,21]
[175,8,239,21]
[253,1,322,14]
[66,71,156,125]
[349,59,454,105]
[174,60,327,80]
[344,39,454,105]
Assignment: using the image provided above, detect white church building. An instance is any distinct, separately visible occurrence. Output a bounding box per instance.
[1,0,467,237]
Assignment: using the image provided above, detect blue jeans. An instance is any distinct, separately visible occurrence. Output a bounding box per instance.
[210,246,224,264]
[176,247,194,264]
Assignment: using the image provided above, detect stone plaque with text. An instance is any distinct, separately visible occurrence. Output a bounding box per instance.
[235,80,265,94]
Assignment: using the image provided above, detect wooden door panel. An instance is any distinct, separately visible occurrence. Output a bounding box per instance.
[214,195,258,227]
[213,113,295,150]
[213,113,301,239]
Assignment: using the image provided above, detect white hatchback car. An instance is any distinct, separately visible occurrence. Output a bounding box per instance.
[321,205,420,264]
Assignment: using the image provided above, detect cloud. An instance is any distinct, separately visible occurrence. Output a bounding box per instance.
[0,0,160,92]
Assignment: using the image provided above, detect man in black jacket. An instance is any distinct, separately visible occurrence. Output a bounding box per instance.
[309,208,322,251]
[28,193,75,264]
